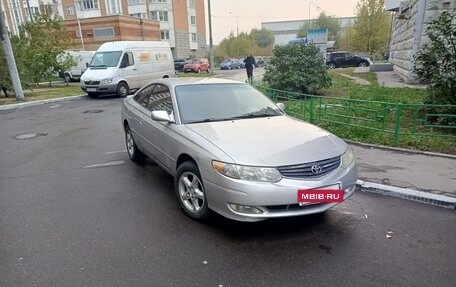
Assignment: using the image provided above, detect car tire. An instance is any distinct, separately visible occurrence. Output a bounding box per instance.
[117,82,129,97]
[328,63,336,69]
[207,67,210,73]
[125,125,145,163]
[359,61,368,67]
[175,161,210,221]
[87,92,98,98]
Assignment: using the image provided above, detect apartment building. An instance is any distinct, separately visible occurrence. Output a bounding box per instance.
[0,0,207,58]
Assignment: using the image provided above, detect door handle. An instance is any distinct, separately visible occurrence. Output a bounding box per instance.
[133,68,138,71]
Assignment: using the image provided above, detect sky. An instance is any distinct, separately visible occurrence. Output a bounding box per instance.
[208,0,360,44]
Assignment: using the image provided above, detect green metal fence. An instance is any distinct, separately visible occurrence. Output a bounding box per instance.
[255,86,456,148]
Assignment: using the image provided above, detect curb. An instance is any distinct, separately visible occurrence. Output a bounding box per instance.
[346,140,456,159]
[0,95,86,111]
[356,180,456,210]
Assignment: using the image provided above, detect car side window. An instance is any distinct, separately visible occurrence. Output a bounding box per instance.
[121,52,134,67]
[134,84,155,108]
[147,85,173,114]
[345,53,354,59]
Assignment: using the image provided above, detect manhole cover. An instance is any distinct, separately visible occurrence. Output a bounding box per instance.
[14,132,48,140]
[83,110,104,114]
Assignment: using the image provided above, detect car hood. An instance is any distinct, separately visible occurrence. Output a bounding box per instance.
[186,116,347,166]
[81,67,116,81]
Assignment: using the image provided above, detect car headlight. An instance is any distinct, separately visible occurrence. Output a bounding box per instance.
[100,78,113,85]
[212,161,282,182]
[341,147,354,168]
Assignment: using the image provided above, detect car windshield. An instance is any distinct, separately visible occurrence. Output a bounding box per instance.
[89,51,122,67]
[175,84,283,124]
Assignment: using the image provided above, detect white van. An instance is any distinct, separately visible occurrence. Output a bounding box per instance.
[58,50,95,82]
[81,41,174,98]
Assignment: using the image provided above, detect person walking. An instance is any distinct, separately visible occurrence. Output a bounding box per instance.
[244,54,256,83]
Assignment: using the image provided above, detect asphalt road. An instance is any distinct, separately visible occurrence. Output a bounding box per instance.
[1,89,455,286]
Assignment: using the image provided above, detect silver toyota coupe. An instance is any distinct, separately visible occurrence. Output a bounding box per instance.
[121,78,357,222]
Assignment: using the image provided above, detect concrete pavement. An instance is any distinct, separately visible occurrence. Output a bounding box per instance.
[349,141,456,209]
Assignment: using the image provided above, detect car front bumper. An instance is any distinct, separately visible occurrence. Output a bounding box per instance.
[202,163,358,222]
[81,83,118,95]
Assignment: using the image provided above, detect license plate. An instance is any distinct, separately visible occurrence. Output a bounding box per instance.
[298,183,343,205]
[87,88,97,92]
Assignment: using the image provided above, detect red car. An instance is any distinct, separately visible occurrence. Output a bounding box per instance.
[183,58,210,73]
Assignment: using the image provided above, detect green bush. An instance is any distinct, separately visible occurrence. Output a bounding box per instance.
[263,43,331,95]
[415,11,456,124]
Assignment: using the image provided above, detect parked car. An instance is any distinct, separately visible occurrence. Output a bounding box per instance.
[238,58,245,68]
[183,58,210,73]
[174,58,189,73]
[121,78,358,222]
[81,41,174,98]
[326,52,373,69]
[254,56,265,67]
[57,50,95,82]
[220,59,241,70]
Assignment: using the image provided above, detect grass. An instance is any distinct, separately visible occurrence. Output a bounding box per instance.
[0,84,83,105]
[259,68,455,154]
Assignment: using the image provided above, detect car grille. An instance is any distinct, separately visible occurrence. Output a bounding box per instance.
[84,81,100,85]
[277,156,340,178]
[266,203,325,212]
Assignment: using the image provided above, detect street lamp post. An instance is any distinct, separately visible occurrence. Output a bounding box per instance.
[308,1,320,28]
[207,0,214,74]
[229,12,239,37]
[76,10,85,50]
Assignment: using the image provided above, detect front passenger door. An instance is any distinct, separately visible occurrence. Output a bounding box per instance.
[141,84,176,171]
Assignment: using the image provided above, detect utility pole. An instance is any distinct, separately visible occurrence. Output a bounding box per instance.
[0,3,25,101]
[207,0,214,73]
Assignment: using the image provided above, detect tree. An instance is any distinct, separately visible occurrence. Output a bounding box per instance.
[296,12,341,42]
[352,0,391,56]
[249,28,274,48]
[13,9,75,85]
[415,11,456,123]
[314,12,341,42]
[263,43,331,94]
[216,32,255,59]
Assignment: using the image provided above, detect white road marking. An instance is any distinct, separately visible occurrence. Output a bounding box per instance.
[83,160,125,169]
[104,150,127,155]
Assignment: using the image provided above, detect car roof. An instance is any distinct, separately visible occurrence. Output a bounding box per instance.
[142,77,247,89]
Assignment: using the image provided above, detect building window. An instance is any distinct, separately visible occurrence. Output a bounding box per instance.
[128,0,145,4]
[107,0,121,14]
[130,13,147,18]
[150,0,167,3]
[150,10,168,22]
[188,0,195,9]
[190,15,196,25]
[191,33,197,42]
[161,30,170,40]
[93,27,115,38]
[77,0,99,11]
[67,6,75,15]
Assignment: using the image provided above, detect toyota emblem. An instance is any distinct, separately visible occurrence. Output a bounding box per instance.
[311,165,322,174]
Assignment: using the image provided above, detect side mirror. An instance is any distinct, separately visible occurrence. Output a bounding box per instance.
[276,102,285,111]
[86,62,89,68]
[151,110,173,123]
[119,61,127,68]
